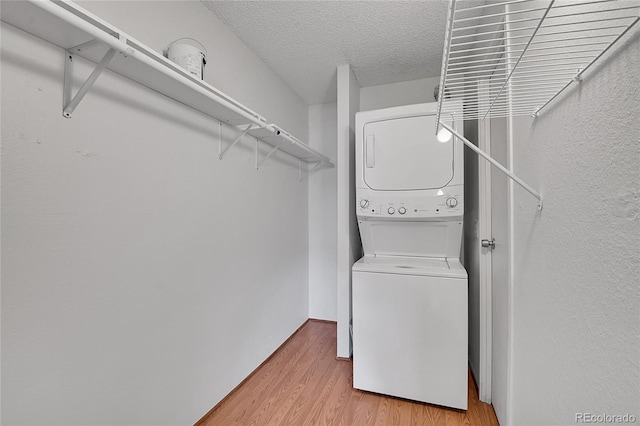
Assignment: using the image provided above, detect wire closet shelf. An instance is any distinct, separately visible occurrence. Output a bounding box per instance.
[436,0,640,127]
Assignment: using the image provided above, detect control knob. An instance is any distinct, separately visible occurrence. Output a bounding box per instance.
[446,197,458,208]
[398,207,406,215]
[387,207,395,215]
[360,199,370,209]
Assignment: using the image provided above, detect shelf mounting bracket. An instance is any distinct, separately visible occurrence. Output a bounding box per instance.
[439,121,543,210]
[69,38,102,55]
[256,141,284,170]
[299,160,322,182]
[63,47,117,118]
[219,124,252,160]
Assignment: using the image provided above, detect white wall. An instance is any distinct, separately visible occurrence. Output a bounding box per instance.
[506,32,640,424]
[1,2,311,424]
[359,77,441,111]
[308,103,338,321]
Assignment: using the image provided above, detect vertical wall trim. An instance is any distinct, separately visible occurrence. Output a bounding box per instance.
[478,81,493,404]
[336,64,351,358]
[505,3,515,422]
[506,109,515,426]
[336,64,360,358]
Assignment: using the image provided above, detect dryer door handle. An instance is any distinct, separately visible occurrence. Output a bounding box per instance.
[366,135,375,168]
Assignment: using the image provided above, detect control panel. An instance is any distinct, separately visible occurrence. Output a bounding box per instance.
[356,188,464,219]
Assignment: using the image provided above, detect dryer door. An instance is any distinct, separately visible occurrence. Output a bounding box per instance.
[363,114,454,191]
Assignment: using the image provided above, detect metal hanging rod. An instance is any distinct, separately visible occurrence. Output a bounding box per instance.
[440,121,543,210]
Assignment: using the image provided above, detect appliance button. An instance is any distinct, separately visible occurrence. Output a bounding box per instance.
[398,207,406,215]
[387,207,395,215]
[446,197,458,208]
[360,199,369,208]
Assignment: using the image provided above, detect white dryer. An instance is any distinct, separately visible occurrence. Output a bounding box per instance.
[352,102,468,410]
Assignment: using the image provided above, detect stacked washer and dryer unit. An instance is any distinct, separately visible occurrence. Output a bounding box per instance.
[352,102,468,410]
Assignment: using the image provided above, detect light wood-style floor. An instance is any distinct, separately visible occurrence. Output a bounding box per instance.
[198,320,499,426]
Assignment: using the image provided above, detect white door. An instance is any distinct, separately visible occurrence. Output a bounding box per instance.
[466,81,498,405]
[488,115,511,424]
[473,112,510,414]
[475,103,493,404]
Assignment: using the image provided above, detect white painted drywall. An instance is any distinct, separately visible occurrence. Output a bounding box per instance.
[359,77,441,112]
[0,1,311,424]
[308,102,338,321]
[336,64,361,358]
[506,31,640,425]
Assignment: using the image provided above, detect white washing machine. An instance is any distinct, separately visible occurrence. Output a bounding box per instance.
[352,102,468,410]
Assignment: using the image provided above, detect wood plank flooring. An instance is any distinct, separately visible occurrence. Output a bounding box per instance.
[198,320,499,426]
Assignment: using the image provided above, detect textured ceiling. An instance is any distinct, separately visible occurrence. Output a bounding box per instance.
[201,1,451,105]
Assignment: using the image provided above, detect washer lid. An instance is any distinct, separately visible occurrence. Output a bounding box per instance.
[353,256,467,279]
[363,113,454,191]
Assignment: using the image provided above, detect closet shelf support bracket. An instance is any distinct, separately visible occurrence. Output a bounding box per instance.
[256,142,284,170]
[219,124,252,160]
[299,160,322,182]
[63,47,117,118]
[439,121,543,210]
[69,38,103,54]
